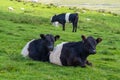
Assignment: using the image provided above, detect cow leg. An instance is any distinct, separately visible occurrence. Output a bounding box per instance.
[72,16,78,32]
[72,22,75,32]
[86,60,92,66]
[75,23,77,32]
[67,56,78,66]
[67,57,84,67]
[29,51,40,61]
[81,62,86,67]
[72,22,77,32]
[73,57,82,67]
[67,59,73,66]
[62,23,65,31]
[79,59,87,67]
[74,24,77,32]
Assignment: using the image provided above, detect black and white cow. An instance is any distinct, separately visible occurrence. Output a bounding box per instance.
[49,35,102,67]
[21,34,60,61]
[51,13,78,32]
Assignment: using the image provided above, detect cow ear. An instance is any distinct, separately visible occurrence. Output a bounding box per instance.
[40,34,45,39]
[54,14,57,16]
[96,38,102,44]
[55,35,60,41]
[81,35,86,41]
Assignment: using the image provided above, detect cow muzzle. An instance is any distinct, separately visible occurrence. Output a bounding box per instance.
[89,50,96,54]
[48,46,54,51]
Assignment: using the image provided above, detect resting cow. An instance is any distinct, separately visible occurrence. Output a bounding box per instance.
[49,35,102,67]
[51,13,78,32]
[21,34,60,61]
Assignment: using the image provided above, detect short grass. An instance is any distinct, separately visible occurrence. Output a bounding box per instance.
[0,0,120,80]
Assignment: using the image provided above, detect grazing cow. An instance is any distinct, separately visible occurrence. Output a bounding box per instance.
[49,35,102,67]
[51,13,78,32]
[21,34,60,61]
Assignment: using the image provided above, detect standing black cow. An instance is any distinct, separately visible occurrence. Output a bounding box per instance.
[21,34,60,61]
[51,13,78,32]
[49,35,102,67]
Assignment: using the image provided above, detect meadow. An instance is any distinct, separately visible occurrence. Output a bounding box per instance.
[0,0,120,80]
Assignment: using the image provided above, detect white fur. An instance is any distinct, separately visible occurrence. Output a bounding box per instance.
[21,39,35,57]
[49,42,67,66]
[65,13,70,22]
[52,21,59,27]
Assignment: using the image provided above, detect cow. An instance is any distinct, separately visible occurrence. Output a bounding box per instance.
[21,34,60,61]
[51,13,78,32]
[49,35,102,67]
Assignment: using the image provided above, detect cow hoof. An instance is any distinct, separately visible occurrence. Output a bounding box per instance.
[88,63,92,66]
[87,62,92,66]
[81,65,86,68]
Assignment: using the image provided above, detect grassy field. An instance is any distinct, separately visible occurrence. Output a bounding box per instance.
[0,0,120,80]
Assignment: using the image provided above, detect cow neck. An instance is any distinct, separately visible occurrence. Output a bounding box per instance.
[81,42,90,57]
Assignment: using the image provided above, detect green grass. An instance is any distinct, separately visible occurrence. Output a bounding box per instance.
[0,0,120,80]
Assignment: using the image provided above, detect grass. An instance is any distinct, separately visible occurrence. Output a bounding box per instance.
[0,0,120,80]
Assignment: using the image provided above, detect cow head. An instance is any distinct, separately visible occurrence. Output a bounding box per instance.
[51,14,58,23]
[40,34,60,51]
[81,35,102,54]
[51,15,59,26]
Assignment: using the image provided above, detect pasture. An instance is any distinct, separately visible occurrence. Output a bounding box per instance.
[0,0,120,80]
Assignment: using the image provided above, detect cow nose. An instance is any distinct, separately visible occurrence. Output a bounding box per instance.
[92,50,96,54]
[90,50,96,54]
[48,46,54,51]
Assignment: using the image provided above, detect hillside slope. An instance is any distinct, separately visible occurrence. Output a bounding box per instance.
[0,0,120,80]
[28,0,120,14]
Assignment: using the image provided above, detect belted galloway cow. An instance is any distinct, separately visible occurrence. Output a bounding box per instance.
[49,35,102,67]
[51,13,78,32]
[21,34,60,61]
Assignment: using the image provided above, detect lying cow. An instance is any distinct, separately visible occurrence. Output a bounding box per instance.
[21,34,60,61]
[49,35,102,67]
[51,13,78,32]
